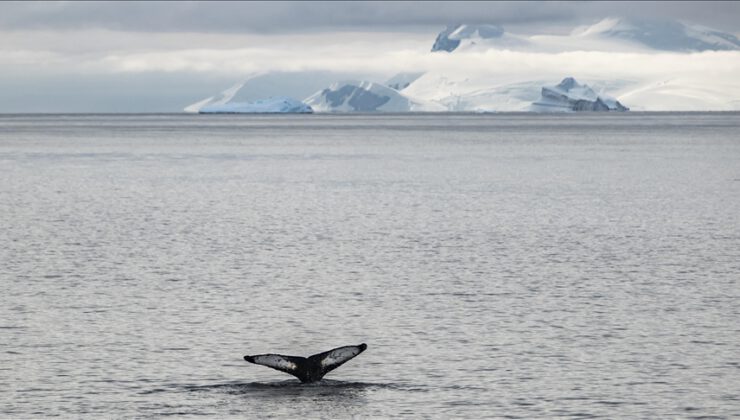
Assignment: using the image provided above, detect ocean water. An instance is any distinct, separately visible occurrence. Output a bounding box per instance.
[1,113,739,418]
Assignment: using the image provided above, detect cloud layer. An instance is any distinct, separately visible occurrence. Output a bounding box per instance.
[4,28,739,79]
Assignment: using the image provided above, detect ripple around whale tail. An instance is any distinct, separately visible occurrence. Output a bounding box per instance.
[140,379,406,396]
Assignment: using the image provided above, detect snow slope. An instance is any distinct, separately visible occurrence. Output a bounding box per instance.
[614,78,740,111]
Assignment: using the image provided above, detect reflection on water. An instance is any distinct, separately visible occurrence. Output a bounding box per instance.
[140,380,407,417]
[148,379,392,396]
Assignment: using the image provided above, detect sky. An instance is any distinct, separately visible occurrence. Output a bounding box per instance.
[1,1,739,112]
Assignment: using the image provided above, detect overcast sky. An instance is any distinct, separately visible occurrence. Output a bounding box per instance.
[1,1,739,112]
[2,1,739,33]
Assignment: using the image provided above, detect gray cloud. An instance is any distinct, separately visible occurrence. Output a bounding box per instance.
[0,1,738,34]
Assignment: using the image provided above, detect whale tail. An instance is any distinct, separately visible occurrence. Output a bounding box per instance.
[244,343,367,383]
[309,343,367,376]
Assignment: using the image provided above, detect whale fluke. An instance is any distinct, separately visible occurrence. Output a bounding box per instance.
[244,343,367,383]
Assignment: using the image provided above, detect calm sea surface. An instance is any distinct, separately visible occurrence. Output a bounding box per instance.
[1,113,739,418]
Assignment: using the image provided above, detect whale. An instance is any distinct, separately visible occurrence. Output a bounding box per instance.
[244,343,367,383]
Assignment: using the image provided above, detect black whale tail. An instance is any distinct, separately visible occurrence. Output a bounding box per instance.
[244,343,367,383]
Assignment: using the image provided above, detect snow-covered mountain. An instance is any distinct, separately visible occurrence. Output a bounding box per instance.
[304,81,443,112]
[198,96,312,114]
[531,77,628,112]
[185,17,740,113]
[575,18,740,52]
[407,18,740,111]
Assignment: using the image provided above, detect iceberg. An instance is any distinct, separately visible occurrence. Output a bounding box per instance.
[531,77,628,112]
[198,96,313,114]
